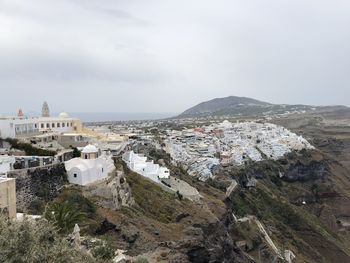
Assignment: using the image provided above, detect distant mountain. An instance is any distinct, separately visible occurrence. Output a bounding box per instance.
[178,96,344,118]
[180,96,270,116]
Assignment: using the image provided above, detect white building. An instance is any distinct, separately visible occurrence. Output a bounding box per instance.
[0,155,15,176]
[65,144,115,186]
[0,102,82,139]
[0,116,39,138]
[37,112,82,133]
[122,151,170,183]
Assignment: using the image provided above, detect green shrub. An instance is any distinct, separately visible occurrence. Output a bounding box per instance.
[91,243,115,260]
[0,216,95,263]
[135,258,149,263]
[44,202,86,234]
[82,238,115,261]
[72,147,81,158]
[64,191,96,215]
[28,199,46,215]
[3,138,56,156]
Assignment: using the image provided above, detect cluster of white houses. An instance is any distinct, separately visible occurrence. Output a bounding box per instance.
[121,149,201,201]
[164,120,314,181]
[122,151,170,183]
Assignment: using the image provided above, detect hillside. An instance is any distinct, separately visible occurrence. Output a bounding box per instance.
[113,131,350,262]
[178,96,345,118]
[3,108,350,262]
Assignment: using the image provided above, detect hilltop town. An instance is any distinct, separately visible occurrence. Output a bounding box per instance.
[1,102,350,263]
[164,120,314,181]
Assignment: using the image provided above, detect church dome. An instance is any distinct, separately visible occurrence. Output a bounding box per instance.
[81,144,98,154]
[58,112,69,118]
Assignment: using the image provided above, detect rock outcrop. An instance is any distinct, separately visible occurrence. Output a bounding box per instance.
[83,169,134,210]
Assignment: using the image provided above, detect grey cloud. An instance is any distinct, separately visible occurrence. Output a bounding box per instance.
[0,0,349,115]
[0,50,166,83]
[72,0,150,26]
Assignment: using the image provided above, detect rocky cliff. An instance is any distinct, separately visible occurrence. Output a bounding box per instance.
[8,163,68,213]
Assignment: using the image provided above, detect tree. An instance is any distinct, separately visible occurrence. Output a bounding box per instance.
[72,147,81,158]
[44,202,85,234]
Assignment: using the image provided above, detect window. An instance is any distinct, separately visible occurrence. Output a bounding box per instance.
[73,173,77,178]
[62,123,65,127]
[46,123,50,128]
[102,168,104,173]
[41,123,44,128]
[52,123,55,128]
[85,154,88,159]
[57,123,60,128]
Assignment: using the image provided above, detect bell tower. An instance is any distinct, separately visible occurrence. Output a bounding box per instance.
[42,101,50,117]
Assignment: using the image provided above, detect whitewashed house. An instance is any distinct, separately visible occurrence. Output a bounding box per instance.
[122,151,147,171]
[65,144,115,186]
[0,155,15,176]
[122,151,170,183]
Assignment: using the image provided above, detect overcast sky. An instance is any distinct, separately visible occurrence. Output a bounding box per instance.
[1,0,349,114]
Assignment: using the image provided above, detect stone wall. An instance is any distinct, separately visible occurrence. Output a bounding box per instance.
[7,163,68,212]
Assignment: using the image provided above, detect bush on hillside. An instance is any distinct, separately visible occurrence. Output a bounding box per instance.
[81,239,115,261]
[44,202,86,234]
[0,216,95,263]
[3,138,56,156]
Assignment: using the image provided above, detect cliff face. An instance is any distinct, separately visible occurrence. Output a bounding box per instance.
[8,163,68,213]
[80,142,350,263]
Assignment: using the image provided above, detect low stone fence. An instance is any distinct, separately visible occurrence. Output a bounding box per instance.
[7,162,60,176]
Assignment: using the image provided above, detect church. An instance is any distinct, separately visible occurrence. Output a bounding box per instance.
[37,101,83,133]
[65,144,115,186]
[0,102,82,138]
